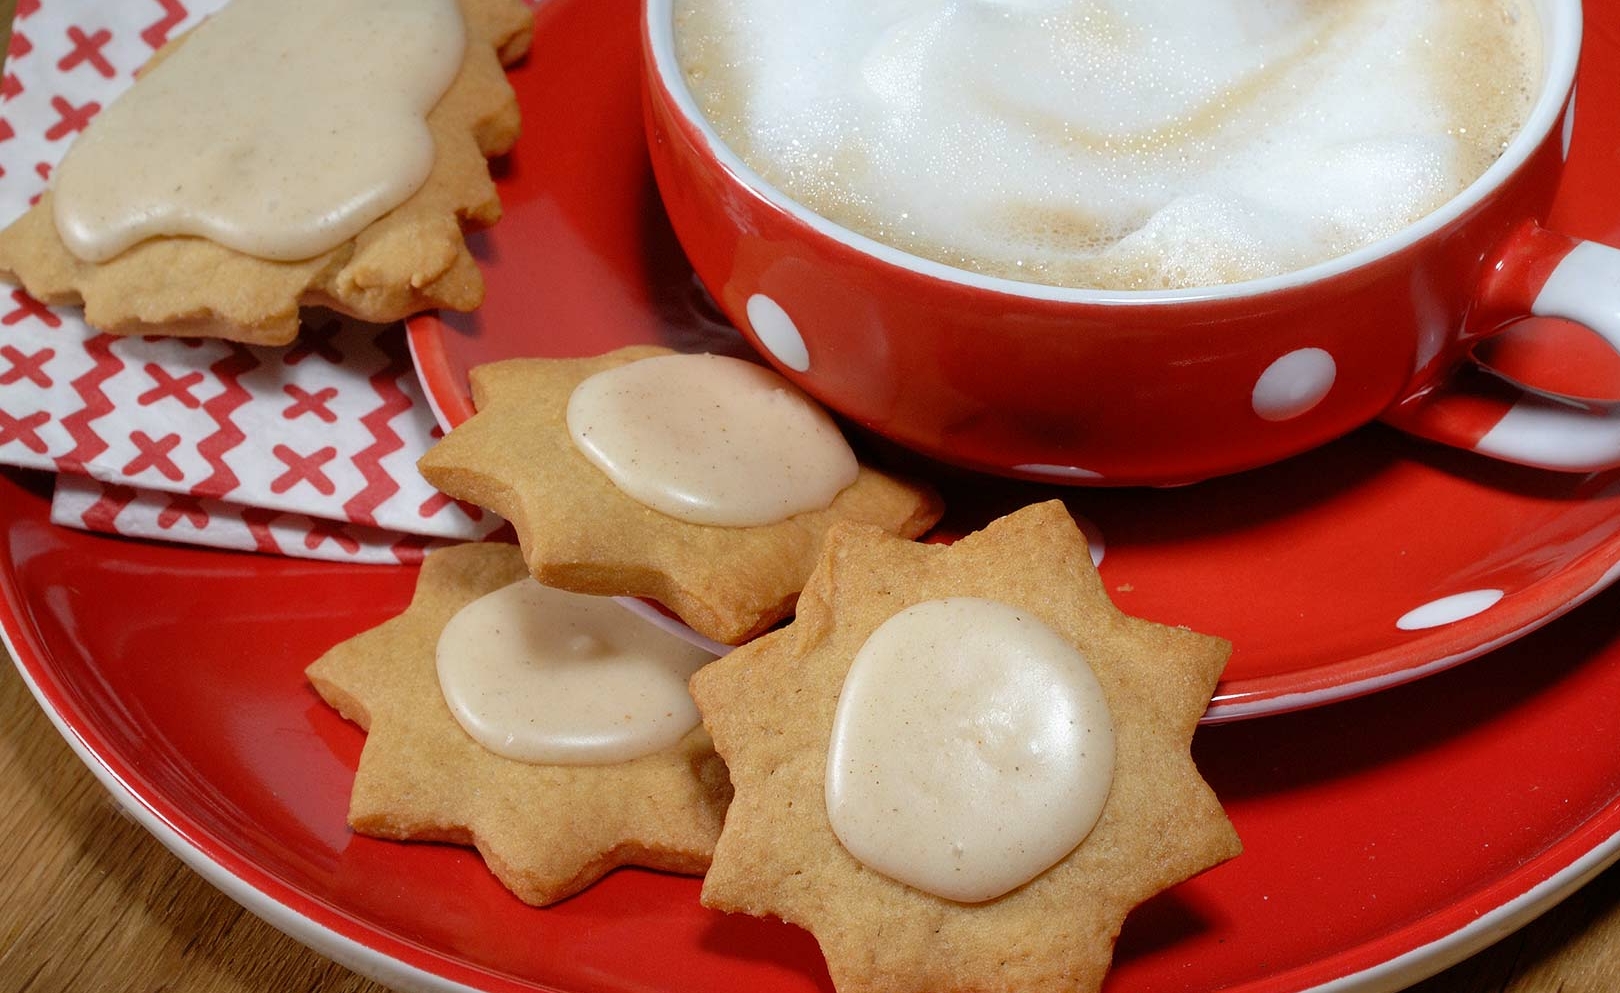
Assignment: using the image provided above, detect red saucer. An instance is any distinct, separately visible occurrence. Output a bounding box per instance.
[409,0,1620,721]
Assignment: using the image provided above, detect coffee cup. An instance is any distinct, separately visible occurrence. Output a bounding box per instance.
[641,0,1616,486]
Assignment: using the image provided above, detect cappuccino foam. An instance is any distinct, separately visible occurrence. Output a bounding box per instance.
[675,0,1540,290]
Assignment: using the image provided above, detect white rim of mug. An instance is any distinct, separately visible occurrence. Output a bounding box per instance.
[646,0,1581,306]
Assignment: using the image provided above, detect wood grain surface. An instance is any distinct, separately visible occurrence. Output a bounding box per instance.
[2,642,1619,993]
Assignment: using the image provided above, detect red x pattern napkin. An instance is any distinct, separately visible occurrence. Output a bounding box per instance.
[0,0,498,564]
[50,472,465,562]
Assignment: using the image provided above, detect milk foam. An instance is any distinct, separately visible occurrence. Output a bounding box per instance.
[675,0,1540,290]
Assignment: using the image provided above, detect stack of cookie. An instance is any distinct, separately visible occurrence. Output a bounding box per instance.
[0,0,534,346]
[309,344,1239,993]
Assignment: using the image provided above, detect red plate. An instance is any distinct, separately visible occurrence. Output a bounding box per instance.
[409,0,1620,722]
[8,463,1620,992]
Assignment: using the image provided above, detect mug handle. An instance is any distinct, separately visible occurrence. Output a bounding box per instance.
[1381,223,1620,472]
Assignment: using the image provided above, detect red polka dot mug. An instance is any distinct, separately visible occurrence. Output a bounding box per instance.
[640,0,1614,486]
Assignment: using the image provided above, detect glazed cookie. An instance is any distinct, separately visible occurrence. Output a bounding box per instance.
[0,0,533,346]
[306,541,732,905]
[689,500,1241,993]
[417,347,944,645]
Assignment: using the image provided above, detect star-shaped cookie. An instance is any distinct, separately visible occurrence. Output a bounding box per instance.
[689,500,1241,993]
[0,0,533,345]
[306,541,732,905]
[416,347,944,645]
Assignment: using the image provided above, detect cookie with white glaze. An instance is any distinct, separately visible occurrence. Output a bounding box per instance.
[307,541,732,905]
[0,0,532,345]
[690,500,1241,993]
[417,347,944,645]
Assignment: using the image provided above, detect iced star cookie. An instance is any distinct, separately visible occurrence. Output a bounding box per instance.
[306,541,732,905]
[689,500,1241,993]
[0,0,533,346]
[416,347,944,645]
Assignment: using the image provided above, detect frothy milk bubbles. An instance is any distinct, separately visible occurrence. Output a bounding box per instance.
[675,0,1540,291]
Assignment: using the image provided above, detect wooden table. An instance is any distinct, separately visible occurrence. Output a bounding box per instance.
[1,643,1618,993]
